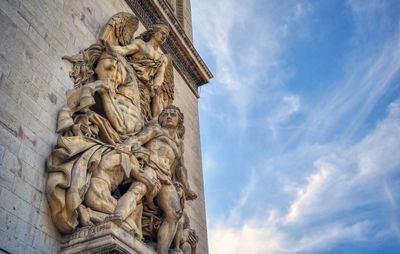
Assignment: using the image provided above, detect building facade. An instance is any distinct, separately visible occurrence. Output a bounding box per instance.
[0,0,211,253]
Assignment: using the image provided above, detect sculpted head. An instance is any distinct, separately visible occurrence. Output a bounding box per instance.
[95,51,126,87]
[158,105,185,138]
[138,23,170,44]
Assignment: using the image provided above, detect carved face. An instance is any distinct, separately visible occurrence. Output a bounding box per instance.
[95,57,126,87]
[154,29,168,44]
[96,58,117,80]
[160,108,179,128]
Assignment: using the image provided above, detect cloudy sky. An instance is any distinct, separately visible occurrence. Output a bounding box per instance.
[191,0,400,253]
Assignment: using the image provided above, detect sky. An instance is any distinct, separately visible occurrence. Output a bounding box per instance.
[191,0,400,253]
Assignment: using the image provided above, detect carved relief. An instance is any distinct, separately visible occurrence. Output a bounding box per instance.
[46,12,198,254]
[125,0,213,94]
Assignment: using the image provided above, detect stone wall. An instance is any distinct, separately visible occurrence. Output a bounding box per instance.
[0,0,207,253]
[173,69,208,254]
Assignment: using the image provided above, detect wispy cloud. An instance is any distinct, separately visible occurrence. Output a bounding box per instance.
[383,179,400,238]
[193,1,400,253]
[193,0,308,133]
[285,166,329,223]
[226,169,258,223]
[209,98,400,254]
[288,3,400,146]
[267,95,300,138]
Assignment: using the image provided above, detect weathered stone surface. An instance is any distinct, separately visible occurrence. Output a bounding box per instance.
[60,221,155,254]
[45,13,200,253]
[0,1,209,253]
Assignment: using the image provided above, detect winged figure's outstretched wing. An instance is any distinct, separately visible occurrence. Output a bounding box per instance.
[99,12,139,46]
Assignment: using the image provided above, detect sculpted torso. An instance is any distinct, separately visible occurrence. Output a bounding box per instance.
[95,55,143,134]
[133,40,164,62]
[145,128,180,173]
[112,25,170,120]
[114,93,142,134]
[113,37,168,85]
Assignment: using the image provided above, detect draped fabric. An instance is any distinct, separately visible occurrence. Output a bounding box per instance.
[47,136,112,233]
[129,56,163,120]
[46,103,119,233]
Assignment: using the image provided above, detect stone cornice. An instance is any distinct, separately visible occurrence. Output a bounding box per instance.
[125,0,213,98]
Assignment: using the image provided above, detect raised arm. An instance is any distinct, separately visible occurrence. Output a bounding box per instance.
[174,155,198,200]
[111,40,141,56]
[123,123,160,149]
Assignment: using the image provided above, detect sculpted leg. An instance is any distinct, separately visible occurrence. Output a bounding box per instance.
[85,152,122,214]
[156,184,183,254]
[173,217,184,252]
[114,181,147,220]
[78,204,110,226]
[181,242,192,254]
[176,165,197,200]
[114,165,158,220]
[85,177,116,213]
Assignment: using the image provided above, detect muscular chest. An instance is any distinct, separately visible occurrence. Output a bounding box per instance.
[148,136,179,159]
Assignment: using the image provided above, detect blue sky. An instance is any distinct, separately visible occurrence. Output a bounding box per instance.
[191,0,400,253]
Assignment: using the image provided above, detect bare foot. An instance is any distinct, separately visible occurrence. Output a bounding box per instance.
[105,214,123,226]
[77,205,93,227]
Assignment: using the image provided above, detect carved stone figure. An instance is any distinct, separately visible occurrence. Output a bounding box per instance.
[112,23,174,121]
[47,43,143,233]
[106,105,187,253]
[46,12,198,254]
[173,213,198,254]
[172,182,198,254]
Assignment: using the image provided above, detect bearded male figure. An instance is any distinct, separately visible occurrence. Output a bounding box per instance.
[46,43,144,233]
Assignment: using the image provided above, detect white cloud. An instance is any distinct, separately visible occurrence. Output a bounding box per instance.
[285,166,329,223]
[203,151,216,174]
[210,220,286,254]
[193,0,308,133]
[210,217,372,254]
[209,98,400,253]
[193,1,400,253]
[290,6,400,144]
[347,0,388,38]
[267,95,300,138]
[283,98,400,224]
[383,179,400,238]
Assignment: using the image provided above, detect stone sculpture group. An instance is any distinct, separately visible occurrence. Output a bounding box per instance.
[46,12,198,254]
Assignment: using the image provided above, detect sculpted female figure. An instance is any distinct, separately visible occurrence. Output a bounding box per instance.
[112,24,173,121]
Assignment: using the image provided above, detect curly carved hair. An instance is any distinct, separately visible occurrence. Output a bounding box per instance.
[158,105,185,139]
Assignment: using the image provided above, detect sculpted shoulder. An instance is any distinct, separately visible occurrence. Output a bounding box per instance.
[131,38,146,50]
[145,120,164,132]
